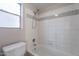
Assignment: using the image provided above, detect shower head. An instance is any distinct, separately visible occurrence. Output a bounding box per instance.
[33,8,39,15]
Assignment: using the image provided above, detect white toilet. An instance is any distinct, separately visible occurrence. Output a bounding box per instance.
[2,42,26,56]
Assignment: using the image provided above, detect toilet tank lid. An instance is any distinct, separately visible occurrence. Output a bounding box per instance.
[2,42,26,52]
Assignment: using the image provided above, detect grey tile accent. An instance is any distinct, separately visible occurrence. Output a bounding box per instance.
[39,9,79,20]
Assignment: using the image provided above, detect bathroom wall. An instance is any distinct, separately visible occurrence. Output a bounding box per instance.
[0,4,26,48]
[38,4,79,55]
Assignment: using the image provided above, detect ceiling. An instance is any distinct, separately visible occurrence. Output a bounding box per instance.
[25,3,73,14]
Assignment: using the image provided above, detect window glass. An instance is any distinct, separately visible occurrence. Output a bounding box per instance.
[0,3,20,28]
[0,3,20,15]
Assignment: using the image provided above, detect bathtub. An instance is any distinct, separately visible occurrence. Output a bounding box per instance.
[27,45,72,56]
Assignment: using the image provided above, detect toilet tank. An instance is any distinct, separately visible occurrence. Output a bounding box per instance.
[2,42,26,56]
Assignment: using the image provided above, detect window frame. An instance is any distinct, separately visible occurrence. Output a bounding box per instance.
[0,3,21,29]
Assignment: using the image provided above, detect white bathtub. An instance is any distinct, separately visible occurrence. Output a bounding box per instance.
[27,45,72,56]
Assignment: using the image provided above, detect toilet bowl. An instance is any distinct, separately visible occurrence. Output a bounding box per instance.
[2,42,26,56]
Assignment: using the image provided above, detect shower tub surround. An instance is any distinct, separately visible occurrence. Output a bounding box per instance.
[25,4,79,56]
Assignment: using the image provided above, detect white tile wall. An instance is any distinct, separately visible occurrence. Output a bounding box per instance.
[38,4,79,55]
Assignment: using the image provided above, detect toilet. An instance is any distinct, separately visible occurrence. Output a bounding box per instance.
[2,42,26,56]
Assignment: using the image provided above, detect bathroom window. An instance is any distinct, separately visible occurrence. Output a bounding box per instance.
[0,3,20,28]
